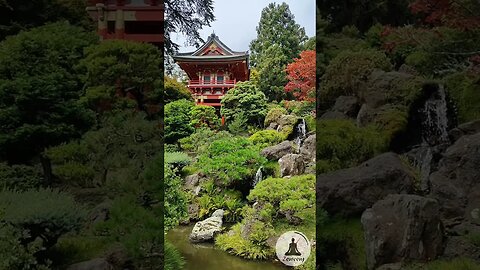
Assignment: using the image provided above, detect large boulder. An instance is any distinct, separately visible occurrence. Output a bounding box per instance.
[279,154,305,177]
[261,141,296,161]
[429,132,480,226]
[299,134,316,162]
[316,153,415,217]
[332,96,359,117]
[448,120,480,142]
[67,258,114,270]
[361,194,444,270]
[189,209,224,243]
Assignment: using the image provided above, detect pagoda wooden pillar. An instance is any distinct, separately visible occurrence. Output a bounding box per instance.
[115,9,125,39]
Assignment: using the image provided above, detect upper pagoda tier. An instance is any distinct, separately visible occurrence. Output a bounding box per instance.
[173,33,250,83]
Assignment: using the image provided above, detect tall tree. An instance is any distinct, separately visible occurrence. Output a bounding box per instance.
[250,3,307,101]
[0,22,97,163]
[164,0,215,54]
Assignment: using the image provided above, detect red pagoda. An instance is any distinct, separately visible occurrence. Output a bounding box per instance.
[173,33,250,108]
[86,0,164,46]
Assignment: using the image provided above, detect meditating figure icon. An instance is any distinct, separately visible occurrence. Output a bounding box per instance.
[284,238,301,256]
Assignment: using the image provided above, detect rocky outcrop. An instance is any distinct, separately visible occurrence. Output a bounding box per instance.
[189,209,224,243]
[316,153,415,217]
[429,132,480,226]
[67,259,114,270]
[332,96,359,117]
[279,154,305,177]
[299,134,316,162]
[261,141,296,161]
[361,194,444,270]
[448,120,480,142]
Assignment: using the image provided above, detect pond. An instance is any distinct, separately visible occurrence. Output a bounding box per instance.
[167,225,288,270]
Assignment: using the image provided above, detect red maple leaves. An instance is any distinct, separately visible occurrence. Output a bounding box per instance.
[285,50,316,102]
[410,0,480,30]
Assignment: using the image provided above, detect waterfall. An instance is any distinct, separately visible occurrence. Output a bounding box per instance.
[293,118,307,148]
[421,85,450,146]
[252,167,263,187]
[276,125,281,132]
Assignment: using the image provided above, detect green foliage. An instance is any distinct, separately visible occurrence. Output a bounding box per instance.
[445,71,480,123]
[317,218,366,270]
[227,112,248,135]
[46,111,161,189]
[162,164,188,230]
[215,223,275,260]
[248,175,315,221]
[283,100,316,117]
[179,127,232,155]
[320,49,392,105]
[164,151,192,170]
[221,81,268,126]
[165,99,195,143]
[248,130,285,147]
[93,196,163,266]
[197,188,244,222]
[316,120,388,173]
[0,163,43,191]
[50,235,111,268]
[79,40,162,113]
[197,137,267,186]
[0,22,96,163]
[0,189,85,250]
[264,107,287,126]
[189,105,220,129]
[164,241,185,270]
[164,75,193,103]
[0,224,50,270]
[256,44,290,101]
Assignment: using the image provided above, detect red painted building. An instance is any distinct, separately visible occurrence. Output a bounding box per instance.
[86,0,164,47]
[173,33,249,108]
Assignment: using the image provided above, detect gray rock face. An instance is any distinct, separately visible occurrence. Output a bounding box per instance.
[279,154,305,177]
[332,96,359,117]
[299,134,316,162]
[361,194,444,270]
[448,120,480,142]
[316,153,415,217]
[320,111,348,120]
[261,141,296,161]
[67,258,114,270]
[189,209,224,243]
[429,132,480,225]
[184,173,201,189]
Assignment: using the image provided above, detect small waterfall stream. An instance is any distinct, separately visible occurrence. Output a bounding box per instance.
[293,118,307,148]
[252,167,263,187]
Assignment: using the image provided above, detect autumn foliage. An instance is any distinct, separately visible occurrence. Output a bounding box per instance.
[285,50,316,102]
[410,0,480,30]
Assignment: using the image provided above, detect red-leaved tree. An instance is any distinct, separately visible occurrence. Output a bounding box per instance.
[285,50,316,102]
[410,0,480,30]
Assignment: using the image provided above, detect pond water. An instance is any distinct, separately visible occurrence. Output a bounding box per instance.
[167,225,288,270]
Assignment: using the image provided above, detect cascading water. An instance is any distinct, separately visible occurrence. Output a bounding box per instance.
[252,167,263,187]
[293,118,307,148]
[421,85,450,146]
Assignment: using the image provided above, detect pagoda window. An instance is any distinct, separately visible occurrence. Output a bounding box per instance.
[217,75,224,84]
[203,75,211,84]
[125,21,162,34]
[108,21,115,34]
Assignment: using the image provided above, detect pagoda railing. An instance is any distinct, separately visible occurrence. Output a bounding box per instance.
[188,79,236,87]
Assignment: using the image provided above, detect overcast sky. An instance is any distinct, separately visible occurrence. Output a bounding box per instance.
[172,0,315,53]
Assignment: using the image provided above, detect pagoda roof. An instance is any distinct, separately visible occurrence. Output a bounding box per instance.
[173,33,248,61]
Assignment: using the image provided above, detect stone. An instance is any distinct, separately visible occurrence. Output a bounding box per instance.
[185,173,201,189]
[299,134,316,162]
[67,258,114,270]
[361,194,444,270]
[88,202,111,227]
[448,120,480,142]
[317,153,415,217]
[189,209,224,243]
[261,141,296,161]
[320,111,348,120]
[105,245,132,268]
[443,236,480,260]
[332,96,359,117]
[279,154,305,177]
[188,203,200,221]
[429,132,480,224]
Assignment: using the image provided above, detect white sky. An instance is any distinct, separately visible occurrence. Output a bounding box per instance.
[172,0,315,53]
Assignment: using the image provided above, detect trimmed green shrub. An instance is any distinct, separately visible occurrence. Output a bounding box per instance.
[221,81,268,126]
[0,163,44,191]
[164,76,192,103]
[179,128,232,155]
[165,99,195,143]
[445,71,480,123]
[190,105,220,130]
[164,151,192,170]
[248,130,285,147]
[264,107,287,126]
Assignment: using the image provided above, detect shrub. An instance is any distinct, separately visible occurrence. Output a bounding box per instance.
[0,189,86,250]
[197,188,244,222]
[227,112,248,135]
[179,128,232,155]
[320,49,392,105]
[190,105,220,129]
[164,152,192,170]
[221,81,268,126]
[165,99,195,143]
[248,130,285,147]
[445,71,480,123]
[164,241,185,270]
[163,164,188,230]
[0,163,44,191]
[264,107,287,126]
[164,76,192,103]
[197,137,267,186]
[316,120,388,173]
